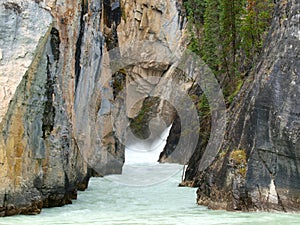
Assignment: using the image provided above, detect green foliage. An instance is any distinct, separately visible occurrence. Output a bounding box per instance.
[220,0,244,78]
[227,78,243,104]
[230,149,247,177]
[240,0,274,60]
[198,94,210,117]
[230,149,247,164]
[129,97,160,139]
[184,0,206,55]
[202,0,221,72]
[183,1,274,158]
[184,0,274,106]
[190,92,210,118]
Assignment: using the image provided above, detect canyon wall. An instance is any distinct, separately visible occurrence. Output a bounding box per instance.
[0,0,298,217]
[0,0,189,216]
[0,0,121,216]
[187,0,300,212]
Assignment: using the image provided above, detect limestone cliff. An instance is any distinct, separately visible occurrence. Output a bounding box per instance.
[1,0,298,217]
[110,0,195,163]
[0,0,123,216]
[0,0,92,216]
[186,0,300,212]
[0,0,189,216]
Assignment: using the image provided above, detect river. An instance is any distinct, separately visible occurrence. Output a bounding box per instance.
[1,126,300,225]
[0,163,299,225]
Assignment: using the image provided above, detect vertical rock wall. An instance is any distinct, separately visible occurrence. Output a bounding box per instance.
[0,0,189,216]
[112,0,191,160]
[190,0,300,212]
[1,0,298,217]
[0,0,91,216]
[0,0,122,216]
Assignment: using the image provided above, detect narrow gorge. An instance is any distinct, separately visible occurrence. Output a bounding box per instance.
[0,0,299,219]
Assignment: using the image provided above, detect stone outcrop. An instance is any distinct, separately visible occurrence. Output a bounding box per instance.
[111,0,196,163]
[0,0,52,124]
[0,0,92,216]
[0,0,190,216]
[186,0,300,212]
[1,0,298,217]
[74,0,125,176]
[0,0,123,216]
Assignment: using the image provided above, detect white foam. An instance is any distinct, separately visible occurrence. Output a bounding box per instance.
[125,125,172,165]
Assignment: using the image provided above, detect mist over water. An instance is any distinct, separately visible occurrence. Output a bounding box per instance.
[106,125,178,186]
[1,127,300,224]
[124,125,172,165]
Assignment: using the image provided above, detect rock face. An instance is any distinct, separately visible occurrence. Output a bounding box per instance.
[111,0,196,163]
[0,0,123,216]
[0,0,91,216]
[73,0,125,176]
[0,0,190,216]
[0,0,52,124]
[188,0,300,212]
[1,0,298,217]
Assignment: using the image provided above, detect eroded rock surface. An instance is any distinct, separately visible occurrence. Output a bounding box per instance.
[0,0,189,216]
[0,0,112,216]
[112,0,194,162]
[0,0,52,123]
[188,0,300,212]
[1,0,298,217]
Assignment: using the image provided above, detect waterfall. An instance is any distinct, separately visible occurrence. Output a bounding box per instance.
[124,125,172,165]
[105,125,184,186]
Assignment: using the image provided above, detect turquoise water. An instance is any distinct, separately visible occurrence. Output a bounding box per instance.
[1,164,300,225]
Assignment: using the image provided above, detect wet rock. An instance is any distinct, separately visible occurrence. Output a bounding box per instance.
[0,0,114,216]
[189,0,300,212]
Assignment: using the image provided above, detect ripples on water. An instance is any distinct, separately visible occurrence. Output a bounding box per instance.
[1,127,300,224]
[1,164,300,225]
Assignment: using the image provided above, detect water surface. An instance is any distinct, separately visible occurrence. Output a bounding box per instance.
[1,127,299,225]
[1,164,299,225]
